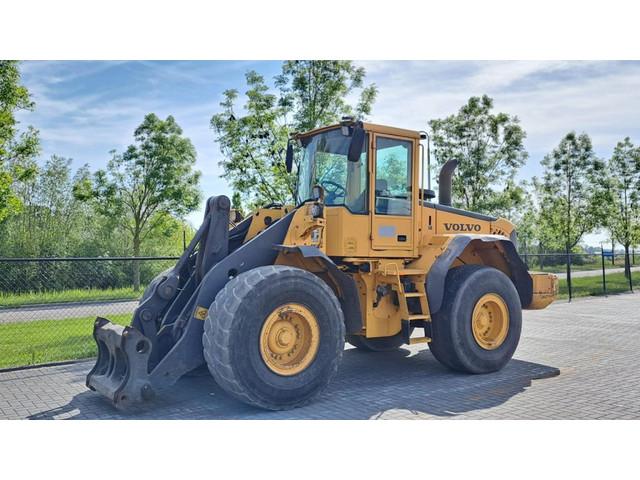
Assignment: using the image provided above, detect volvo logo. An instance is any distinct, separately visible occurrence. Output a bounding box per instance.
[444,223,481,232]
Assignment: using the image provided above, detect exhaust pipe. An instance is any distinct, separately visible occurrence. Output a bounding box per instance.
[438,159,458,206]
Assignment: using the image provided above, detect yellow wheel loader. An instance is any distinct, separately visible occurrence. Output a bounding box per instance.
[87,118,558,410]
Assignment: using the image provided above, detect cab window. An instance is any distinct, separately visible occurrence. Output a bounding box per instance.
[375,137,412,215]
[297,128,368,214]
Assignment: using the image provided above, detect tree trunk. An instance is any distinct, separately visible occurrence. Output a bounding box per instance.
[612,239,615,265]
[133,234,141,292]
[624,243,631,279]
[566,245,572,302]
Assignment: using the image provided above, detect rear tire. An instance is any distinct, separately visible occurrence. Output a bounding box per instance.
[203,265,345,410]
[428,265,522,374]
[346,333,405,352]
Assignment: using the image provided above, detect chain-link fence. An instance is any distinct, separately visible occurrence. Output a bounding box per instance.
[0,257,178,369]
[1,251,638,370]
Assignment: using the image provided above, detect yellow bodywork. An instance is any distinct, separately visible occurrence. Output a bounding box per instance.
[528,272,559,309]
[243,206,292,242]
[241,121,557,341]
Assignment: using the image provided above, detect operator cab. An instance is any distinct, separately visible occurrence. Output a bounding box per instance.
[294,123,416,217]
[290,119,422,256]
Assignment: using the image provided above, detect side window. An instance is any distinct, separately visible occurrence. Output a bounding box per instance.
[375,137,412,215]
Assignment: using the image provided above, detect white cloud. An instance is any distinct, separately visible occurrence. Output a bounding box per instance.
[358,61,640,162]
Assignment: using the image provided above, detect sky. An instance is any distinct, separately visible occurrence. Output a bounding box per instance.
[15,60,640,245]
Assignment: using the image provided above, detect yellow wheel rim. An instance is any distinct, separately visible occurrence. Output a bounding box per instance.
[471,293,509,350]
[260,303,320,376]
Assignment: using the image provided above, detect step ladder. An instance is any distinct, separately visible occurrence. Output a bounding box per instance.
[382,266,431,345]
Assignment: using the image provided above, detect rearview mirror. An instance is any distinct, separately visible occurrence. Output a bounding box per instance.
[347,125,365,162]
[285,141,294,173]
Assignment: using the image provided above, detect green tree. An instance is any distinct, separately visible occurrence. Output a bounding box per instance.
[88,114,201,290]
[595,138,640,277]
[0,155,87,257]
[511,180,538,251]
[0,60,40,223]
[211,61,377,209]
[276,60,377,132]
[539,132,600,292]
[231,191,245,218]
[428,95,528,216]
[211,72,291,207]
[514,177,566,271]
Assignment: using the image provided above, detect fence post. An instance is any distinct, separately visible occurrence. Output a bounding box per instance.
[601,245,607,296]
[523,250,529,269]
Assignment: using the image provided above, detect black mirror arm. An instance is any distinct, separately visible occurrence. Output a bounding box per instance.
[285,141,294,173]
[347,122,366,163]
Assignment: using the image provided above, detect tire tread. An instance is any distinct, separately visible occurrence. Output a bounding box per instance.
[203,265,344,410]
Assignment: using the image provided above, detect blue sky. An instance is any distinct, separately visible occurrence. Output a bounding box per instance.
[15,60,640,244]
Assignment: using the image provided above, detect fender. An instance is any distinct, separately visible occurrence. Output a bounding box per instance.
[426,235,533,315]
[275,245,363,335]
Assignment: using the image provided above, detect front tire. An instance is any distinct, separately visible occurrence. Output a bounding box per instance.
[203,265,345,410]
[428,265,522,374]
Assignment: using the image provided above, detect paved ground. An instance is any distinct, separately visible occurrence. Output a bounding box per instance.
[1,292,639,420]
[554,265,640,279]
[0,300,137,324]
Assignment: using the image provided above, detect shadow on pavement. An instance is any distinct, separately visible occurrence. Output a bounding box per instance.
[28,347,559,420]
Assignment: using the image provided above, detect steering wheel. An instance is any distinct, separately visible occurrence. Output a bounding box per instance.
[320,180,347,204]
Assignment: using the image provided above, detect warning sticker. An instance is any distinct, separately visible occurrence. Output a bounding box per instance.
[194,306,208,320]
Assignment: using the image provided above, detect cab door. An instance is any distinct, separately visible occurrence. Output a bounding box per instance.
[370,134,415,252]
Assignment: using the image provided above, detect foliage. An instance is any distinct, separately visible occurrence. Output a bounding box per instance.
[538,132,600,253]
[603,138,640,247]
[86,114,201,288]
[0,60,40,222]
[593,137,640,275]
[512,179,539,251]
[0,156,94,257]
[276,61,377,132]
[0,140,195,264]
[211,61,377,209]
[428,95,528,217]
[211,72,291,207]
[231,191,244,217]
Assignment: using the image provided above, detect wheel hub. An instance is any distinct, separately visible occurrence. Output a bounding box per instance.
[260,303,319,376]
[471,293,509,350]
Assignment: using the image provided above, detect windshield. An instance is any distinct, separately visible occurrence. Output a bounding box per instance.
[296,128,368,213]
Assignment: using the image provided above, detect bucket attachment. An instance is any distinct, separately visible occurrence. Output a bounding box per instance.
[86,317,155,409]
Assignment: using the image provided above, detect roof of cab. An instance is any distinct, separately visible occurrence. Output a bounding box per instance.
[295,122,421,140]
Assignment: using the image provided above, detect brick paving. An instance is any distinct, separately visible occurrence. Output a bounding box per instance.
[1,292,639,420]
